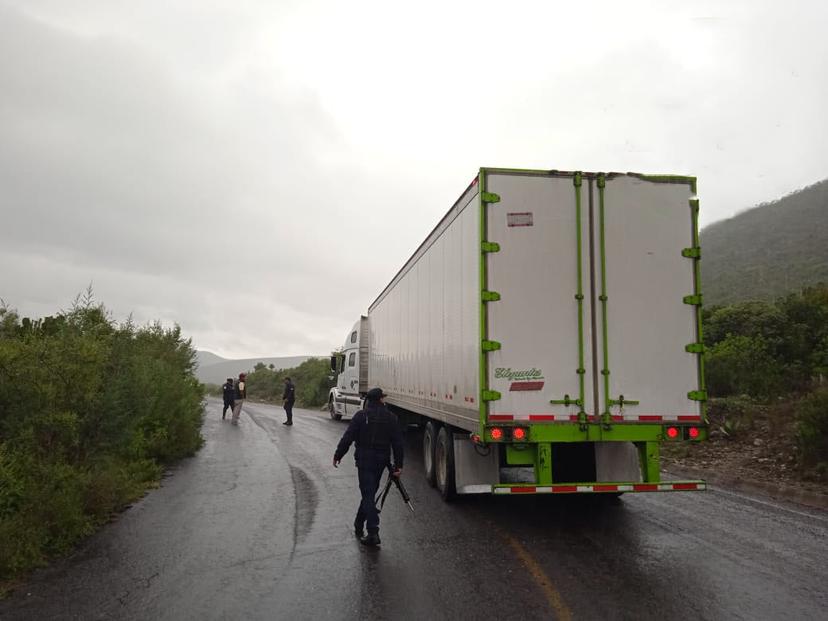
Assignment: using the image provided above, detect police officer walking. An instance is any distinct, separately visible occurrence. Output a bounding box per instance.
[282,376,295,426]
[333,388,404,547]
[221,377,235,421]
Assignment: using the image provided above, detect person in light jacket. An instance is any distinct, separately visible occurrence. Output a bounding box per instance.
[231,373,246,425]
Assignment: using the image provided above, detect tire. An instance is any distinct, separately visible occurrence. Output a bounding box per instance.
[329,397,342,421]
[435,426,457,501]
[423,421,438,487]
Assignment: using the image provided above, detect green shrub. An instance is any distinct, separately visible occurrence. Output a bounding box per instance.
[0,294,204,580]
[706,395,765,438]
[795,389,828,468]
[705,335,784,399]
[245,357,333,407]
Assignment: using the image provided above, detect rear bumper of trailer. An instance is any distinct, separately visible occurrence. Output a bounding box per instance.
[489,480,707,495]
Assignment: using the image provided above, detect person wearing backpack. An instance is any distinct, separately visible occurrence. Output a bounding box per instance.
[231,373,247,425]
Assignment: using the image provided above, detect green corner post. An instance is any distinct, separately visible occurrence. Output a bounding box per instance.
[573,172,587,427]
[689,197,707,422]
[478,169,487,438]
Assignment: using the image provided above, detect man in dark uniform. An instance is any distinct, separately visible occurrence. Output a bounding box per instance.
[333,388,404,547]
[221,377,235,420]
[282,377,295,425]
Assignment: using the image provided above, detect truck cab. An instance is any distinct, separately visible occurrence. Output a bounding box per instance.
[328,316,368,420]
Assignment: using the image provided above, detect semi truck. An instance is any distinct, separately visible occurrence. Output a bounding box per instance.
[329,168,707,500]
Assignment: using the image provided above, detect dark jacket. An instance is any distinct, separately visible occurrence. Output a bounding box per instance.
[283,381,295,404]
[334,402,404,469]
[222,382,235,405]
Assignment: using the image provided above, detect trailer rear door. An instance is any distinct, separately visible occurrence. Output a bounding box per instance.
[596,176,701,424]
[484,172,596,422]
[483,171,701,428]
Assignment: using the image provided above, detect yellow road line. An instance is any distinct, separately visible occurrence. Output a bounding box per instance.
[503,533,573,621]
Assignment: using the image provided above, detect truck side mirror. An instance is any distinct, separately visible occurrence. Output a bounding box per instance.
[330,356,337,371]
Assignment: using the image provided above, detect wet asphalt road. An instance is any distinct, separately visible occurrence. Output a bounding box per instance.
[1,399,826,620]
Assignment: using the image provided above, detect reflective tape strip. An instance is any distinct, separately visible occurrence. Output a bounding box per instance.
[494,481,706,494]
[458,484,493,494]
[614,415,703,422]
[512,414,574,421]
[493,414,703,423]
[489,414,514,421]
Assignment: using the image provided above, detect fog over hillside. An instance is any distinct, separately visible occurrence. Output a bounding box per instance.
[701,178,828,306]
[195,351,320,384]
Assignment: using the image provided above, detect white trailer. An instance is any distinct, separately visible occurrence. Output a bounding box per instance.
[329,168,707,499]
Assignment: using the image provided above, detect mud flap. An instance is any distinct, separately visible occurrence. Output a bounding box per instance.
[454,434,499,494]
[595,441,643,483]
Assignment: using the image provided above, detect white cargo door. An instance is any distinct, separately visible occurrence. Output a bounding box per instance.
[596,176,701,423]
[485,173,595,422]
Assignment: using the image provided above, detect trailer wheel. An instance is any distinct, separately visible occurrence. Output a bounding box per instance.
[435,426,456,501]
[423,422,438,487]
[329,397,341,421]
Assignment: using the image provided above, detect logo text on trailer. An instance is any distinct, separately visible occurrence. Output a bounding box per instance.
[495,368,544,380]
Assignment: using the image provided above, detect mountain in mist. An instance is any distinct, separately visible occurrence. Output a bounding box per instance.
[701,178,828,306]
[195,351,319,384]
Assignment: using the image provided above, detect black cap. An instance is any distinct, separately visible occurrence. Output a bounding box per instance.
[365,387,387,402]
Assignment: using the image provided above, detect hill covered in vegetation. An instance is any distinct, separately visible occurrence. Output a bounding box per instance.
[701,179,828,306]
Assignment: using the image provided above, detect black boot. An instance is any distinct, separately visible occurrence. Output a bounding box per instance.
[360,532,381,547]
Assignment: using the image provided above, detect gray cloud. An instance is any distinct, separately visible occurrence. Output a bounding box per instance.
[1,0,827,357]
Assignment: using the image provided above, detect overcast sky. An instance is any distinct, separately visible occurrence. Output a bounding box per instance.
[1,0,827,359]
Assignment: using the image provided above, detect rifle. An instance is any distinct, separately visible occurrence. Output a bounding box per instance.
[375,464,414,513]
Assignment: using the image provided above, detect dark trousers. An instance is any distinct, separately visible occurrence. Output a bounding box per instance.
[284,401,294,423]
[355,464,385,533]
[222,401,233,418]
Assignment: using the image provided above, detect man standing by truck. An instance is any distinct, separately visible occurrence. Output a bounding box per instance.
[282,376,295,425]
[332,388,404,547]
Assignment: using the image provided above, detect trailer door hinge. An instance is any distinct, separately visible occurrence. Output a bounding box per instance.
[481,192,501,204]
[682,247,701,259]
[482,290,501,302]
[550,394,583,406]
[482,390,502,402]
[688,390,708,401]
[573,172,583,187]
[481,241,501,253]
[685,343,706,354]
[683,294,703,306]
[609,395,639,407]
[482,340,501,352]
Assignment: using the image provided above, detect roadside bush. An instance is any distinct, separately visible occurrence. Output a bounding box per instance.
[244,357,333,408]
[795,389,828,471]
[705,335,784,399]
[0,295,204,580]
[706,395,767,438]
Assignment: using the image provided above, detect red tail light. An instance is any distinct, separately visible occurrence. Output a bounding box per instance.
[512,427,527,441]
[666,426,679,439]
[688,426,700,439]
[490,427,503,440]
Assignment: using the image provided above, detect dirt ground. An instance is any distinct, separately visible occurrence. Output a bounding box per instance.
[661,401,827,498]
